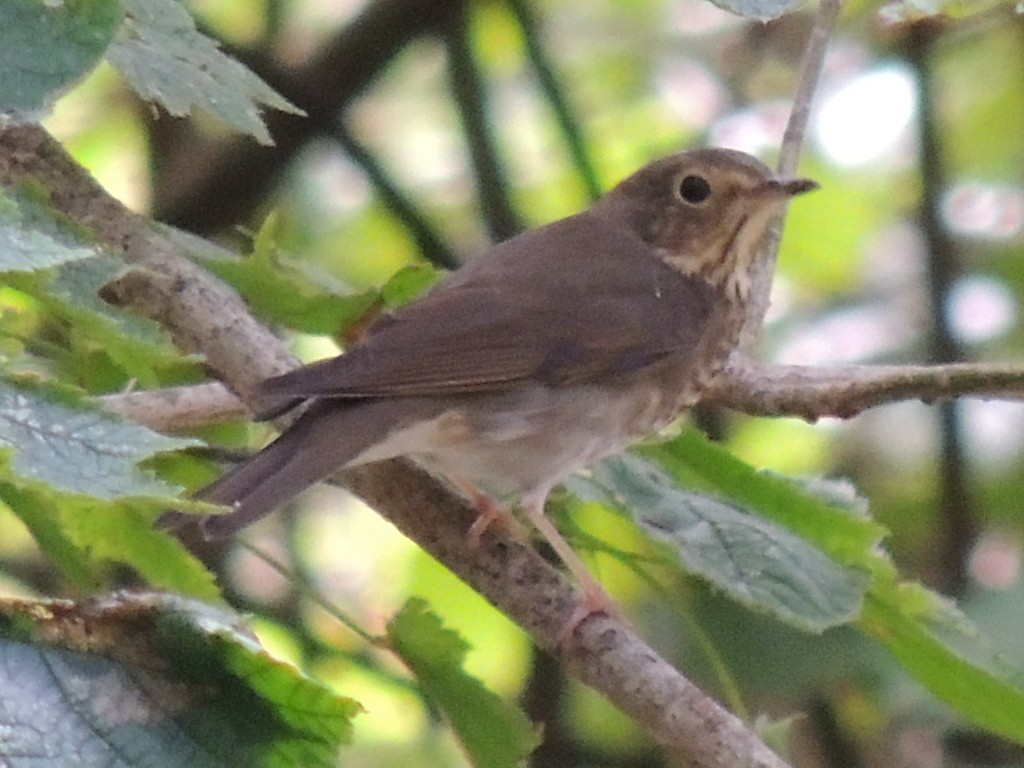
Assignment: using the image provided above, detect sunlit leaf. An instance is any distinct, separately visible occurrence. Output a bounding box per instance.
[862,578,1024,744]
[0,190,191,385]
[388,599,539,768]
[202,245,380,338]
[106,0,302,144]
[380,264,442,309]
[641,429,886,566]
[617,429,1024,744]
[0,483,97,590]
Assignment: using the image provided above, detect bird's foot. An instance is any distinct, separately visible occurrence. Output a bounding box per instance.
[463,488,528,548]
[556,578,622,645]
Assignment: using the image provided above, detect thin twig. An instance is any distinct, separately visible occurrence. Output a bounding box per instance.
[739,0,844,354]
[709,361,1024,420]
[778,0,844,176]
[100,360,1024,434]
[98,382,249,432]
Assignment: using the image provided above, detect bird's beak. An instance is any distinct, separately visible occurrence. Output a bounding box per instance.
[761,176,819,198]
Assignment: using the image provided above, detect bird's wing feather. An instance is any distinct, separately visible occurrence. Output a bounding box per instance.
[256,213,713,414]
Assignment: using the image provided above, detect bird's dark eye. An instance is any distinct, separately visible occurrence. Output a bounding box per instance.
[678,174,711,204]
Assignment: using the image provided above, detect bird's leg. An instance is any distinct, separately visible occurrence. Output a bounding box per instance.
[455,480,620,641]
[451,480,529,548]
[519,490,620,642]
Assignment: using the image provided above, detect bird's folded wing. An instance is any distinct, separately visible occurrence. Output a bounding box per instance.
[255,215,714,416]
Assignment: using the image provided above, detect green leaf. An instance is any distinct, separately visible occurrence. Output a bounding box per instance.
[0,378,195,502]
[387,599,539,768]
[1,481,218,598]
[0,592,361,768]
[861,582,1024,744]
[105,0,302,145]
[202,235,381,338]
[641,429,887,567]
[0,187,190,385]
[380,264,443,309]
[61,500,220,599]
[0,483,98,589]
[0,185,99,271]
[705,0,806,22]
[578,453,869,632]
[629,429,1024,744]
[0,0,124,117]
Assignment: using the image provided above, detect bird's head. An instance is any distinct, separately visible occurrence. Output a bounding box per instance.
[596,148,817,301]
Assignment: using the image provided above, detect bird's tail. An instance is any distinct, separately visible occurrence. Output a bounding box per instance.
[159,398,435,539]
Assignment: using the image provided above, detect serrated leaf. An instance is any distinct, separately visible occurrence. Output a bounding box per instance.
[105,0,302,144]
[61,500,220,599]
[0,379,195,501]
[581,454,868,632]
[641,429,887,567]
[1,480,218,598]
[0,0,124,118]
[0,185,98,271]
[0,195,190,384]
[388,599,539,768]
[0,482,98,589]
[630,429,1024,743]
[202,239,380,337]
[861,583,1024,744]
[380,264,443,309]
[0,592,361,768]
[705,0,806,22]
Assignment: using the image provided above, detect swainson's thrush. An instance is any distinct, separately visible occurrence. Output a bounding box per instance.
[167,148,815,619]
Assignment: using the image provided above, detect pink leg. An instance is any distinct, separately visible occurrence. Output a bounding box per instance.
[450,480,528,548]
[519,490,621,643]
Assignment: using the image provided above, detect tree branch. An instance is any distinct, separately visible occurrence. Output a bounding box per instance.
[100,359,1024,434]
[708,361,1024,420]
[99,382,249,432]
[739,0,843,354]
[508,0,603,202]
[442,4,524,241]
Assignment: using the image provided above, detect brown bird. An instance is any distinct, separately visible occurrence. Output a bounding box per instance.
[169,148,815,619]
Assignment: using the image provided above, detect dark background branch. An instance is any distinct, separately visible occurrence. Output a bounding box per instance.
[153,0,463,234]
[904,21,976,595]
